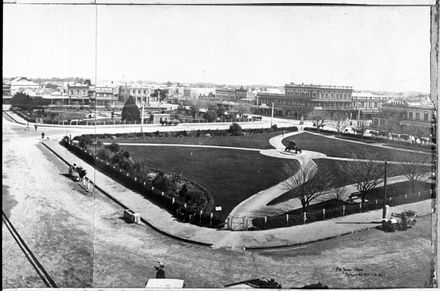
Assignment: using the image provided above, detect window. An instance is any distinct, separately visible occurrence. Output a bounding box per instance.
[374,102,378,108]
[416,111,420,120]
[409,111,413,119]
[424,112,428,121]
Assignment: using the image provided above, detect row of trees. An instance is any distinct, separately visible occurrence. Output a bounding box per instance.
[283,149,431,213]
[11,92,50,109]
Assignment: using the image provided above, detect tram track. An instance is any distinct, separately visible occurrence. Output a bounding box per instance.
[2,210,58,288]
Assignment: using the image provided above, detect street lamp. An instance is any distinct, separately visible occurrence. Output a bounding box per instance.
[382,160,388,219]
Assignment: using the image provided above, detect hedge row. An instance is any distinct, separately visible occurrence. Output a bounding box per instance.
[60,138,225,228]
[81,126,299,141]
[252,190,432,230]
[304,127,435,151]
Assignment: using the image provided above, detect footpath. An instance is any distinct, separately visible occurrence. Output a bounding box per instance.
[42,138,433,249]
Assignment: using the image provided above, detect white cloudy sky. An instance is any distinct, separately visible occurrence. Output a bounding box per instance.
[3,4,431,92]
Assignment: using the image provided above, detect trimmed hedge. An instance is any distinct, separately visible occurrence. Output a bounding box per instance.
[60,138,224,228]
[252,190,432,230]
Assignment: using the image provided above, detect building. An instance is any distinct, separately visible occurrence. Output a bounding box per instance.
[118,85,161,106]
[92,86,119,107]
[372,99,436,136]
[215,88,237,102]
[67,82,91,105]
[351,92,392,119]
[285,83,353,118]
[257,83,353,118]
[10,77,40,95]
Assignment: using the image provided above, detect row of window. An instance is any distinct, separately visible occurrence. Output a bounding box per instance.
[408,111,430,121]
[286,89,351,100]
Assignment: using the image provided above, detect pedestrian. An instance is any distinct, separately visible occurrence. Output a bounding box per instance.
[41,132,45,140]
[34,124,38,131]
[25,122,30,131]
[154,262,166,279]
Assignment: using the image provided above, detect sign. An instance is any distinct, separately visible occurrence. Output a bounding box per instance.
[215,206,222,211]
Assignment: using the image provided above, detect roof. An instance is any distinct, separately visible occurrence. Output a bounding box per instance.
[10,77,39,87]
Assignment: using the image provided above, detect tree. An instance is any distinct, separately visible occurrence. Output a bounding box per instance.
[308,110,327,132]
[330,113,350,135]
[337,149,385,203]
[150,89,169,102]
[399,154,432,193]
[229,122,243,135]
[189,104,199,118]
[283,161,334,212]
[121,96,140,122]
[11,92,32,109]
[203,109,217,122]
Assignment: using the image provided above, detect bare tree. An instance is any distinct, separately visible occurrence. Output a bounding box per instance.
[399,154,432,193]
[337,149,385,203]
[283,161,334,212]
[308,110,327,132]
[331,119,350,135]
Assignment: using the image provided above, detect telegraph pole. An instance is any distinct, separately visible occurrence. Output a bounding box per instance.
[141,101,144,134]
[382,160,388,219]
[271,102,274,127]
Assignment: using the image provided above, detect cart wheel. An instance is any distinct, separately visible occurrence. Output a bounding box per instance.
[392,224,398,232]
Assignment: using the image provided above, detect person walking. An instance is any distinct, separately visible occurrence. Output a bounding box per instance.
[34,124,38,131]
[154,262,166,279]
[41,132,45,140]
[25,122,30,131]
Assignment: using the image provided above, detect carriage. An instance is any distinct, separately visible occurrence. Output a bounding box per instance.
[285,141,302,154]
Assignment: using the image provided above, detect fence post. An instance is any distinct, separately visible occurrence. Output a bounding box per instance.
[243,216,247,231]
[418,191,420,197]
[189,214,192,224]
[226,216,230,229]
[172,197,175,204]
[405,194,407,200]
[286,214,289,223]
[264,216,267,228]
[323,208,325,220]
[134,177,137,181]
[184,203,187,209]
[342,205,345,216]
[303,212,307,224]
[210,212,213,227]
[359,202,362,213]
[199,210,203,225]
[161,191,164,196]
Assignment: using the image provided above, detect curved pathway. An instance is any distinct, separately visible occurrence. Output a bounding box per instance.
[228,132,326,221]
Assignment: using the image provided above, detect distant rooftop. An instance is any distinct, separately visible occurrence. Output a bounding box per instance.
[286,82,352,90]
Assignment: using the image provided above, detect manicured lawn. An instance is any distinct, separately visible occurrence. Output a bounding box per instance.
[283,132,432,161]
[268,158,416,205]
[101,131,288,149]
[357,181,434,201]
[120,145,299,217]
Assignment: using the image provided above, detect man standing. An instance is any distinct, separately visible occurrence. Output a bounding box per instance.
[154,262,166,279]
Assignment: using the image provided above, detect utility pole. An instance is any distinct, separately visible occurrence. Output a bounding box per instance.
[271,102,274,127]
[141,100,144,134]
[382,160,388,219]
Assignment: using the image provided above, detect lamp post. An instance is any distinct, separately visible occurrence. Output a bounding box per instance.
[382,160,388,219]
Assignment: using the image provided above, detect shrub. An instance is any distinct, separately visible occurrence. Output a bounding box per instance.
[97,148,111,160]
[229,122,243,135]
[105,142,120,153]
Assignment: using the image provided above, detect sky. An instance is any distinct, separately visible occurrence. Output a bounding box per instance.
[3,4,431,92]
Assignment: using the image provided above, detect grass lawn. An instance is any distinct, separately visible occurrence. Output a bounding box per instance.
[101,131,288,149]
[268,158,417,205]
[358,181,433,201]
[120,145,299,217]
[283,132,433,161]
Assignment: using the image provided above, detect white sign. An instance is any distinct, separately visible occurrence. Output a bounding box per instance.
[215,206,222,211]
